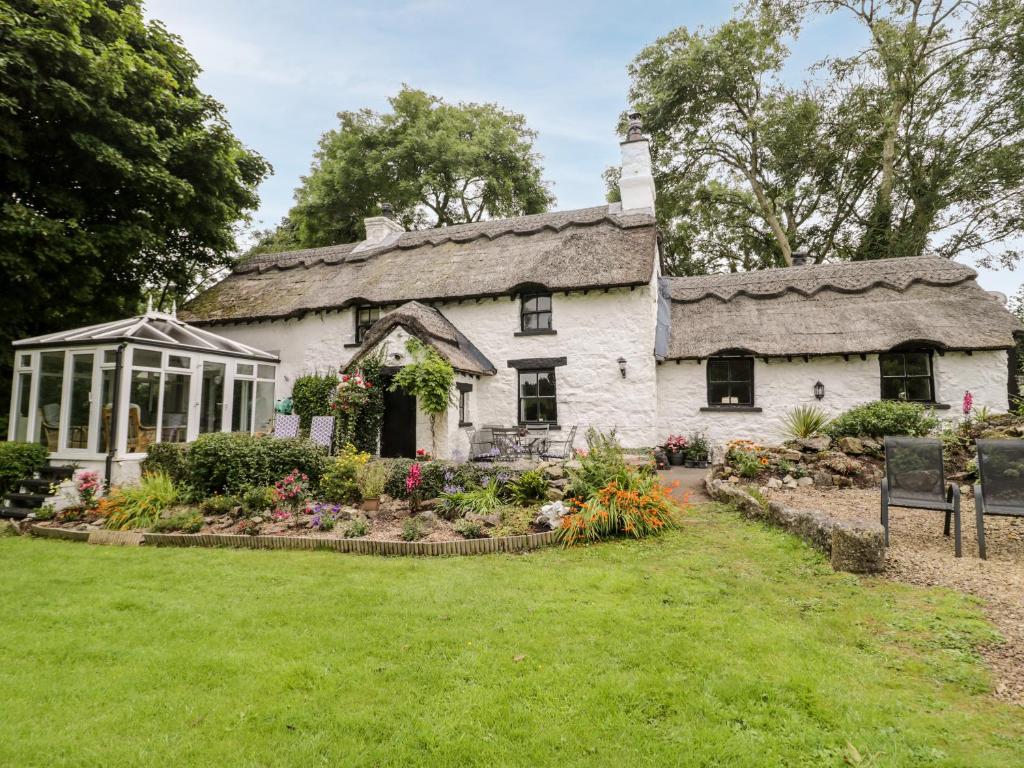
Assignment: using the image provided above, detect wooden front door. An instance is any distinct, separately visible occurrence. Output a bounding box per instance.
[380,386,416,458]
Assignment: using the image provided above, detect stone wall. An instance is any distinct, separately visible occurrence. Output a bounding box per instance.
[705,475,886,574]
[657,350,1009,450]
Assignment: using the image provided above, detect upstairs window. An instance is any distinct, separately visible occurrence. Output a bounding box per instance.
[520,293,552,332]
[707,357,754,407]
[355,306,380,344]
[880,351,934,402]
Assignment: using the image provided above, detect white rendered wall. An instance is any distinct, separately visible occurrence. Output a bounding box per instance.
[208,282,660,457]
[656,350,1010,449]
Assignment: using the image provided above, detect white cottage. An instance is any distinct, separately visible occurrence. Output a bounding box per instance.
[10,120,1023,471]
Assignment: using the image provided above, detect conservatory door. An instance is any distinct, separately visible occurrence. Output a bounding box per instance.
[65,352,95,452]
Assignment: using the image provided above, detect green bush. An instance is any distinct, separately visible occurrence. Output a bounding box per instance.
[453,518,487,539]
[319,445,370,503]
[290,373,339,430]
[151,510,203,533]
[344,518,369,538]
[200,494,241,516]
[104,472,179,530]
[186,433,328,497]
[240,485,275,514]
[141,443,189,485]
[826,400,939,439]
[401,517,425,541]
[567,428,628,500]
[0,441,49,495]
[439,481,503,518]
[508,469,549,504]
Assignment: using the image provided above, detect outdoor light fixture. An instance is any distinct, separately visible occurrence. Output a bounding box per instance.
[618,357,627,378]
[814,381,825,400]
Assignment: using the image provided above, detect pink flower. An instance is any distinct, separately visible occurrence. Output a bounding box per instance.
[963,390,973,416]
[406,462,422,492]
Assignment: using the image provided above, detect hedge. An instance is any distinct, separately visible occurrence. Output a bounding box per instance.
[141,443,190,485]
[826,400,940,439]
[0,441,49,495]
[183,433,328,496]
[290,373,338,430]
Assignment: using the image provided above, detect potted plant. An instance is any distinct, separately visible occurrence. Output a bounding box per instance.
[687,432,711,468]
[357,461,388,513]
[663,434,688,465]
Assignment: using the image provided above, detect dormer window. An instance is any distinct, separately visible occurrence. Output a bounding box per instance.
[355,306,380,344]
[520,292,552,333]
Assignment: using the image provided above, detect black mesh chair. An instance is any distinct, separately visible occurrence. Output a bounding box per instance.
[974,439,1024,559]
[881,437,962,557]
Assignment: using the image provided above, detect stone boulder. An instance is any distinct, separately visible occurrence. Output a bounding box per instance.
[466,511,501,527]
[796,435,832,453]
[830,521,886,573]
[545,487,565,501]
[837,436,865,455]
[818,451,861,476]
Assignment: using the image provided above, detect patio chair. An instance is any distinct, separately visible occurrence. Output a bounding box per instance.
[309,416,335,453]
[273,414,300,439]
[469,426,497,461]
[881,436,961,557]
[524,424,550,458]
[491,427,526,462]
[38,404,61,451]
[540,425,577,461]
[974,439,1024,560]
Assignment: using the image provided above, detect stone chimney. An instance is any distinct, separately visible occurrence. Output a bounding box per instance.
[360,203,404,249]
[618,112,656,213]
[791,250,810,267]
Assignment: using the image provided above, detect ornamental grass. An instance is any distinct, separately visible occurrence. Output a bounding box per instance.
[558,469,684,546]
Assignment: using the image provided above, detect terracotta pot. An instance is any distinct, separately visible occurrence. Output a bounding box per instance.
[361,498,380,512]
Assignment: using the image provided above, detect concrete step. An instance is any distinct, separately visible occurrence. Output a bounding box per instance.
[16,478,53,493]
[0,507,32,520]
[38,466,75,482]
[4,493,48,509]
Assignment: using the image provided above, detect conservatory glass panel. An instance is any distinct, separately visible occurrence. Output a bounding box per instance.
[67,353,94,450]
[13,371,31,442]
[35,352,65,450]
[133,349,161,368]
[129,370,160,453]
[254,380,275,435]
[161,372,190,443]
[100,368,116,452]
[200,362,225,434]
[232,379,253,433]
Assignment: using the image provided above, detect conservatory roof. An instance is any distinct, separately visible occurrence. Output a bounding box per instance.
[13,311,279,361]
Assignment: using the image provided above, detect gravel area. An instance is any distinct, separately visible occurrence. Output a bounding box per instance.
[767,485,1024,706]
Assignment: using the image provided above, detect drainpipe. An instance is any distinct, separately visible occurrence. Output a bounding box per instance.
[104,343,127,488]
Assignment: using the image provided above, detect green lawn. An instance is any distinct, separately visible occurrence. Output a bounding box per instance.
[1,506,1021,767]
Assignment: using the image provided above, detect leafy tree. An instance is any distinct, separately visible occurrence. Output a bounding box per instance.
[254,87,554,253]
[0,0,269,411]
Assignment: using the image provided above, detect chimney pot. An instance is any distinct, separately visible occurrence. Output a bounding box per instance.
[791,251,810,267]
[381,202,394,220]
[626,112,644,142]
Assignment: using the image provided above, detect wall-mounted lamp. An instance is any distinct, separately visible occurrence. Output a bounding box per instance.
[617,357,627,378]
[813,381,825,400]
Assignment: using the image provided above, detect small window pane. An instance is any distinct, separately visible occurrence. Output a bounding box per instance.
[537,312,552,330]
[18,354,30,368]
[905,377,932,402]
[733,381,753,406]
[232,379,253,432]
[14,371,31,442]
[523,297,538,313]
[254,380,275,434]
[881,377,906,400]
[523,313,537,331]
[537,296,551,311]
[257,364,275,380]
[538,371,556,396]
[129,370,160,452]
[879,354,904,377]
[905,353,930,376]
[161,373,190,443]
[708,360,729,381]
[35,352,65,450]
[537,398,557,423]
[168,355,191,369]
[133,349,162,368]
[236,363,254,377]
[709,381,731,405]
[520,373,538,397]
[102,350,117,364]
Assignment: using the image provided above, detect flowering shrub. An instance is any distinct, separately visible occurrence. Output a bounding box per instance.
[308,502,343,531]
[273,470,310,510]
[332,372,373,415]
[662,434,688,454]
[76,471,102,510]
[558,470,681,546]
[319,445,370,503]
[726,440,767,478]
[405,462,422,494]
[415,448,432,461]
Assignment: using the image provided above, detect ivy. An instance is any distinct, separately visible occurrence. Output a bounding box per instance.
[290,373,339,430]
[390,339,455,416]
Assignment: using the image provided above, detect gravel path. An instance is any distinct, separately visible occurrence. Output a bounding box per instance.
[769,486,1024,706]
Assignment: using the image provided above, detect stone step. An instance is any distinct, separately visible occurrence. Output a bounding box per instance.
[16,478,53,493]
[0,507,32,520]
[4,493,48,509]
[38,465,75,482]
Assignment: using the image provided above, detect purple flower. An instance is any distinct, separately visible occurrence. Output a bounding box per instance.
[442,484,464,495]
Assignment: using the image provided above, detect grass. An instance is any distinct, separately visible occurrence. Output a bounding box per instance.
[1,504,1022,767]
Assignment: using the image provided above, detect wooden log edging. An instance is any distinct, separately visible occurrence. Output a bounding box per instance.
[704,475,885,574]
[30,524,559,556]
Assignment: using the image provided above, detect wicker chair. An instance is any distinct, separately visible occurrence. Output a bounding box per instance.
[974,439,1024,559]
[881,436,961,557]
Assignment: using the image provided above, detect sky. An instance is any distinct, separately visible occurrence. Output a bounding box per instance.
[145,0,1021,298]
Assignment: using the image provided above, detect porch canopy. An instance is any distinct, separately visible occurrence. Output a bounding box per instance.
[8,310,279,463]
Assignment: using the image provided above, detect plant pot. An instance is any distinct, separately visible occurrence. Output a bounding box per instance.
[698,460,710,469]
[684,459,696,468]
[361,498,380,513]
[668,452,685,466]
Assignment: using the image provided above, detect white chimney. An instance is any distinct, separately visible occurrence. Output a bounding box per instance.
[618,113,656,213]
[356,203,404,252]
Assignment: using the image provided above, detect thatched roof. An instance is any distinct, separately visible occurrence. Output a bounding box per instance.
[348,301,496,376]
[663,257,1022,359]
[180,205,657,324]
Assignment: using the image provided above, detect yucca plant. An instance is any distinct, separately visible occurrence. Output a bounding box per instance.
[104,472,179,530]
[782,405,831,440]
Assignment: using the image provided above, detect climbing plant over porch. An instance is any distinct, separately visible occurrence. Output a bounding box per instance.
[390,339,455,454]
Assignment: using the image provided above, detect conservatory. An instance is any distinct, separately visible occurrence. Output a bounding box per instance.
[7,309,278,483]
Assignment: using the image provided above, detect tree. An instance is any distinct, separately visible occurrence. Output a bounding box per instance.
[255,87,554,253]
[0,0,269,417]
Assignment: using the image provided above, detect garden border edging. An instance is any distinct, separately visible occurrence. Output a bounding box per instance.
[30,524,558,556]
[704,474,885,574]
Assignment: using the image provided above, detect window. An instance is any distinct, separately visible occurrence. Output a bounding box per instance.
[518,369,557,424]
[67,353,94,449]
[355,306,380,343]
[199,362,226,434]
[231,362,276,434]
[707,357,754,407]
[457,383,472,426]
[160,372,191,443]
[35,352,65,449]
[13,371,31,442]
[520,293,552,332]
[880,351,934,402]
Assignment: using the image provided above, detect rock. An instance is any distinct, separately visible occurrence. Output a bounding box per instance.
[466,512,501,527]
[419,497,441,511]
[782,474,795,485]
[776,449,804,462]
[797,476,814,486]
[251,516,263,524]
[819,452,861,476]
[543,465,564,480]
[204,516,218,524]
[861,438,882,455]
[830,522,886,573]
[728,476,739,484]
[812,471,833,488]
[784,480,799,490]
[262,523,288,535]
[797,435,832,453]
[545,487,565,501]
[418,510,437,523]
[837,436,865,455]
[831,475,854,488]
[550,477,570,489]
[563,460,582,471]
[766,477,783,489]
